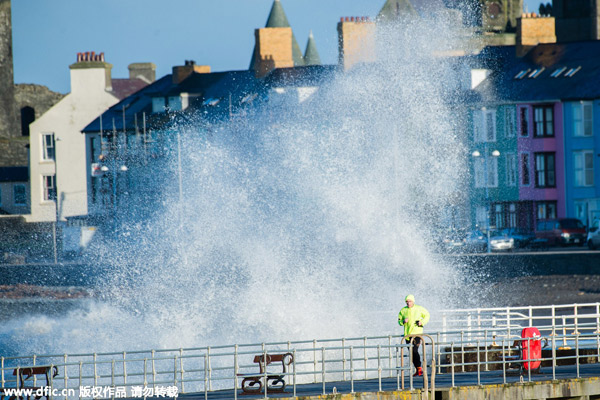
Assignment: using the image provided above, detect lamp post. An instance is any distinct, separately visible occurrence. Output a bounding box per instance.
[472,148,500,253]
[100,163,127,232]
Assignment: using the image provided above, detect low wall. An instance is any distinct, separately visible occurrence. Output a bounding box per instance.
[294,377,600,400]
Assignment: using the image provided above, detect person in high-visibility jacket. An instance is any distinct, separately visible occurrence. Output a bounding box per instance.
[398,294,430,376]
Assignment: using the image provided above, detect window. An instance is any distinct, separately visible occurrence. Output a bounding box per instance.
[533,105,554,137]
[574,150,594,187]
[494,204,504,229]
[521,152,530,186]
[474,155,498,188]
[550,67,567,78]
[476,206,488,229]
[535,152,556,188]
[528,68,545,78]
[565,66,581,77]
[43,175,56,201]
[504,107,516,138]
[536,201,557,220]
[13,184,26,206]
[515,69,531,79]
[573,102,593,137]
[473,109,496,142]
[508,203,517,227]
[42,133,55,161]
[519,107,529,136]
[506,153,517,186]
[20,106,35,137]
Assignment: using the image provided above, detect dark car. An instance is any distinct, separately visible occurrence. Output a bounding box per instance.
[499,227,536,248]
[535,218,586,246]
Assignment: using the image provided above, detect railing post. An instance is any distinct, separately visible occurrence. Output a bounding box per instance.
[203,355,208,400]
[450,341,455,388]
[573,306,580,335]
[342,338,347,381]
[173,356,177,389]
[152,350,157,390]
[179,349,184,394]
[460,331,465,373]
[123,351,128,387]
[476,339,481,386]
[233,345,238,400]
[377,345,382,392]
[576,332,580,378]
[442,314,447,344]
[484,329,489,372]
[293,349,297,398]
[313,339,318,383]
[562,316,568,347]
[363,337,368,380]
[322,347,326,395]
[388,336,393,378]
[63,354,68,400]
[552,327,556,381]
[501,338,506,384]
[93,353,98,387]
[206,347,211,391]
[350,346,354,394]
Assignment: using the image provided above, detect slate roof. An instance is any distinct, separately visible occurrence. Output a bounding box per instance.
[83,74,174,133]
[0,167,28,182]
[475,41,600,103]
[83,70,262,133]
[111,78,150,100]
[249,0,305,70]
[264,65,338,88]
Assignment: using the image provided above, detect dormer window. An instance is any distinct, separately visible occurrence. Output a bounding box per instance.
[565,66,581,77]
[550,67,567,77]
[528,68,545,78]
[514,69,531,79]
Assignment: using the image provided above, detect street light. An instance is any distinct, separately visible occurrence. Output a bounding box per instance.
[472,147,500,253]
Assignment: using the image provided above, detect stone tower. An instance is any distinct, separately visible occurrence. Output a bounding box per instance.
[249,0,304,72]
[0,0,18,145]
[480,0,523,32]
[553,0,600,42]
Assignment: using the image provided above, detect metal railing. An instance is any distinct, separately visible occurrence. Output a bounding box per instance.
[2,302,600,399]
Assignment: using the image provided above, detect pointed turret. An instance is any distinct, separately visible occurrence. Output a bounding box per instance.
[377,0,419,23]
[303,31,321,66]
[249,0,305,70]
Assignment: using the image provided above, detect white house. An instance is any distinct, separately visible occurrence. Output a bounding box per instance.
[26,52,152,223]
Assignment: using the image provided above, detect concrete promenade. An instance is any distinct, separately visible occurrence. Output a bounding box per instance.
[177,364,600,400]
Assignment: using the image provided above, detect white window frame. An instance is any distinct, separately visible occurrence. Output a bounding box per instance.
[42,133,55,161]
[473,108,497,143]
[504,107,516,138]
[574,150,595,187]
[506,152,517,187]
[474,155,498,188]
[573,101,593,137]
[13,184,26,206]
[42,175,56,202]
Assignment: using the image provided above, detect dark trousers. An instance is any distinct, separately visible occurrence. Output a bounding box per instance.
[406,337,422,368]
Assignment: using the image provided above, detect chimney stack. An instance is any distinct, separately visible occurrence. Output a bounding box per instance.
[70,51,113,93]
[516,13,556,57]
[128,62,156,83]
[172,60,211,84]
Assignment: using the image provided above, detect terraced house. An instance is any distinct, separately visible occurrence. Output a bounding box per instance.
[470,14,600,233]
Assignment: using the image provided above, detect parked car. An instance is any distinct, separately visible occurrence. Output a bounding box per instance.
[440,228,468,253]
[498,227,536,248]
[489,231,515,251]
[588,219,600,250]
[463,230,488,253]
[535,218,586,246]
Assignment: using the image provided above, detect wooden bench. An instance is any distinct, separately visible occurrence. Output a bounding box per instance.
[237,353,293,394]
[1,366,59,400]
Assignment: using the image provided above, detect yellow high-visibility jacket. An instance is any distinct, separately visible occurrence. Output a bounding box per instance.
[398,305,430,337]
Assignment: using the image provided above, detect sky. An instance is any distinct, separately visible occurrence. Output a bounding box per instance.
[12,0,543,94]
